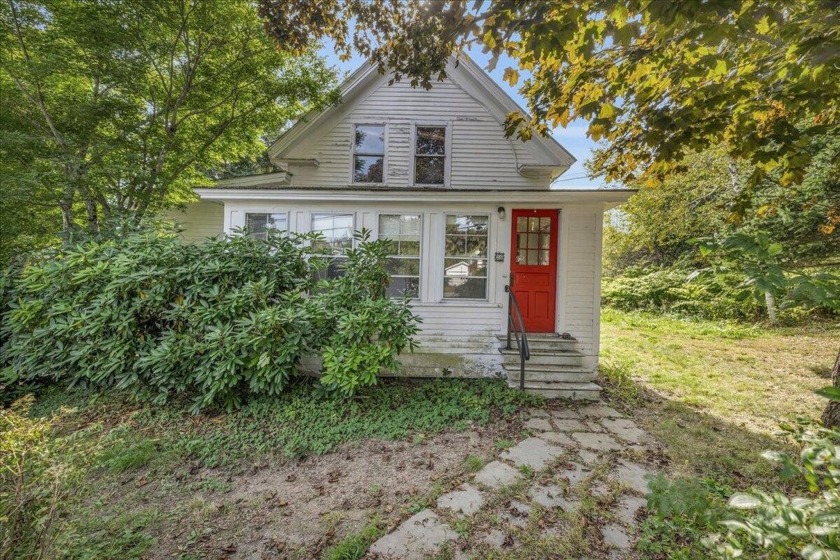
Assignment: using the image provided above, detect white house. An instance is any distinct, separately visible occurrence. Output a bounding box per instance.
[168,56,632,399]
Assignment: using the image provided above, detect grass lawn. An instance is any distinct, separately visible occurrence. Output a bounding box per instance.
[599,309,838,483]
[599,308,839,559]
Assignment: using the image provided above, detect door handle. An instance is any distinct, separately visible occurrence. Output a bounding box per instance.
[510,271,515,286]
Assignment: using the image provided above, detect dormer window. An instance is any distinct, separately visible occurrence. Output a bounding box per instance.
[414,126,447,185]
[353,124,385,183]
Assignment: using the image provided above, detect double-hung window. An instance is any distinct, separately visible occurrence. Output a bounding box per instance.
[378,214,421,298]
[245,212,287,240]
[353,124,385,183]
[443,215,489,299]
[311,213,354,279]
[414,126,446,185]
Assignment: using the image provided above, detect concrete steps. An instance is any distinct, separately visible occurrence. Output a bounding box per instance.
[499,333,600,400]
[506,380,601,400]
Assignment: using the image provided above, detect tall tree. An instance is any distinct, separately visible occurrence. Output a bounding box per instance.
[260,0,840,188]
[2,0,338,238]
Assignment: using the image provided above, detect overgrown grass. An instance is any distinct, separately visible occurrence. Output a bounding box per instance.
[32,378,539,470]
[14,377,537,559]
[322,517,386,560]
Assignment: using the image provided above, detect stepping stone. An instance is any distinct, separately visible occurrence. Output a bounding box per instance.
[615,495,647,525]
[592,482,611,499]
[437,484,485,516]
[368,509,456,559]
[557,462,591,487]
[551,409,582,419]
[612,460,653,495]
[528,483,570,508]
[553,419,589,432]
[524,418,554,432]
[577,449,599,465]
[529,408,551,419]
[570,432,623,452]
[601,524,632,550]
[474,461,521,488]
[537,431,574,446]
[480,528,507,548]
[500,437,565,470]
[500,500,532,528]
[602,418,648,444]
[578,404,624,418]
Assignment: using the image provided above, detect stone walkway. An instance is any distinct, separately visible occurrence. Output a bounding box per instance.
[367,401,658,559]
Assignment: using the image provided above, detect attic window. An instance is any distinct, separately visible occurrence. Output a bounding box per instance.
[353,124,385,183]
[414,126,446,185]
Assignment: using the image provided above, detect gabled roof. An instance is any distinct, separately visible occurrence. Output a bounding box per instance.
[268,54,575,174]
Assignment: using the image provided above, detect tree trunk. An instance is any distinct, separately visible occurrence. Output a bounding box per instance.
[821,348,840,428]
[764,290,778,323]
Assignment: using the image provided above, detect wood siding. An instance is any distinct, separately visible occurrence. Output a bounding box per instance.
[285,76,546,190]
[560,206,602,370]
[163,200,223,243]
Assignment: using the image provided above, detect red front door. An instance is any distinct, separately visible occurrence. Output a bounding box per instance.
[510,209,558,333]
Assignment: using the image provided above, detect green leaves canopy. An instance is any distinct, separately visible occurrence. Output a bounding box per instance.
[2,0,338,237]
[259,0,840,186]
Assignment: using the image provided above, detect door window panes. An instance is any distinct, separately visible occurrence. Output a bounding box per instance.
[379,214,422,298]
[444,215,488,299]
[515,216,552,265]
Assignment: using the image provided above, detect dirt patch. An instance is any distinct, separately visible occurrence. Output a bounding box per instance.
[126,417,523,559]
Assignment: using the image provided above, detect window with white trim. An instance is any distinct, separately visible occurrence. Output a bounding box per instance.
[443,214,488,299]
[379,214,421,298]
[414,126,446,185]
[353,124,385,183]
[311,213,354,279]
[245,212,287,240]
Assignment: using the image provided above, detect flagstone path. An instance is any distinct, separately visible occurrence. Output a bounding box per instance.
[367,401,659,559]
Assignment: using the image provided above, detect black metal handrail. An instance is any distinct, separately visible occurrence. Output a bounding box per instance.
[504,285,530,390]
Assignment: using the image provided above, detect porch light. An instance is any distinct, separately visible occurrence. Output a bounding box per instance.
[497,206,506,219]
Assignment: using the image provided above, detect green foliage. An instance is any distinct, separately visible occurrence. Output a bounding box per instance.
[705,419,840,560]
[637,475,734,560]
[0,396,91,560]
[0,228,419,411]
[602,266,762,321]
[32,379,538,469]
[697,231,840,319]
[259,0,839,187]
[322,518,385,560]
[319,231,419,396]
[1,0,337,247]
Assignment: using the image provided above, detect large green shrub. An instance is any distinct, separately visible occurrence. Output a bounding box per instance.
[602,266,762,321]
[0,228,419,410]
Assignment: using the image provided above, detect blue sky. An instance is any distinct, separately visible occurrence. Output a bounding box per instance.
[318,44,604,190]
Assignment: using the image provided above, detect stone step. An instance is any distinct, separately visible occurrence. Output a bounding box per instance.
[499,349,585,366]
[506,381,601,400]
[495,334,578,351]
[504,367,597,383]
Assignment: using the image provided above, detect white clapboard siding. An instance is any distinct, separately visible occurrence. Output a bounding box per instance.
[287,76,544,189]
[560,206,602,370]
[163,201,224,243]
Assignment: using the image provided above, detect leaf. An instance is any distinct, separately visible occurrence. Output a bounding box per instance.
[728,493,763,509]
[816,387,840,402]
[503,67,519,87]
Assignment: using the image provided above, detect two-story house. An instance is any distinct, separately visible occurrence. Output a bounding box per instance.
[168,56,633,399]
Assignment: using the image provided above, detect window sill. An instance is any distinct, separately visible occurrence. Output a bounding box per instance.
[412,301,501,308]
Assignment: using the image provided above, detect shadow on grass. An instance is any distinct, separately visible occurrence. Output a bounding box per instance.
[600,373,800,492]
